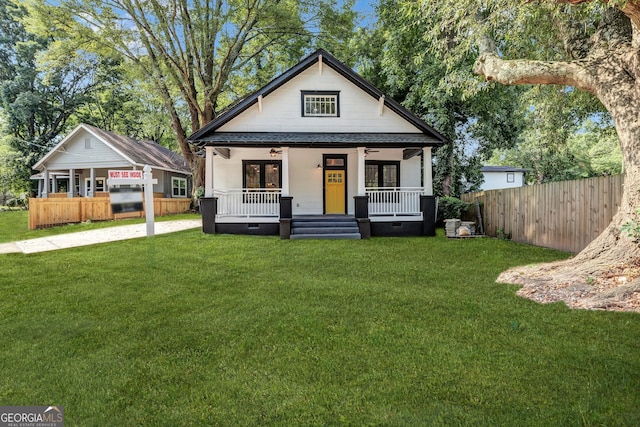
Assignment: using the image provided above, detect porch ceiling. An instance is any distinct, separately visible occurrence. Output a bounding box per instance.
[191,132,443,148]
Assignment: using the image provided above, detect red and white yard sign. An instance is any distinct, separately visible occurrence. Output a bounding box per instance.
[108,170,143,180]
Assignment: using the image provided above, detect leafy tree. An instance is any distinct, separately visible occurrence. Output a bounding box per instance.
[489,117,622,182]
[352,0,525,197]
[72,64,176,147]
[0,0,115,192]
[567,119,623,177]
[44,0,357,191]
[409,0,640,296]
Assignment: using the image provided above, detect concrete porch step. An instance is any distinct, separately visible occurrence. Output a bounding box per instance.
[290,233,361,240]
[290,215,361,240]
[292,221,357,229]
[292,226,359,234]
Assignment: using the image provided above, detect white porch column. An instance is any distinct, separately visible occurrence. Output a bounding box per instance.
[52,175,58,194]
[38,179,42,198]
[281,147,290,196]
[89,168,95,197]
[68,168,74,198]
[357,147,366,196]
[205,147,215,197]
[423,147,433,195]
[42,169,49,198]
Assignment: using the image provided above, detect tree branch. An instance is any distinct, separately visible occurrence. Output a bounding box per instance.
[473,51,593,92]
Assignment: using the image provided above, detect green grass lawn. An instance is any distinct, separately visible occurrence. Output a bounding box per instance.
[1,217,639,425]
[0,210,201,243]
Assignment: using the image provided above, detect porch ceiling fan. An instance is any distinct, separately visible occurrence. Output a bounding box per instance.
[269,148,282,157]
[364,149,379,156]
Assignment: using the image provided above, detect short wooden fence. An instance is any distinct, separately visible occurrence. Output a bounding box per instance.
[29,193,191,229]
[461,174,624,253]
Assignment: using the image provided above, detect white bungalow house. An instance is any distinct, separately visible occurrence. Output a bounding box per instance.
[32,124,192,199]
[189,49,447,238]
[480,166,529,191]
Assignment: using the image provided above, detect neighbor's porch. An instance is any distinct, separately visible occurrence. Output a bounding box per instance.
[31,167,191,199]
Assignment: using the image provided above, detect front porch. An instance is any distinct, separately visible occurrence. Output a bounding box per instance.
[200,186,437,238]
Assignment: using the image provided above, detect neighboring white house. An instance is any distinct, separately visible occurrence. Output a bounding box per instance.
[32,124,192,199]
[189,49,447,238]
[480,166,529,191]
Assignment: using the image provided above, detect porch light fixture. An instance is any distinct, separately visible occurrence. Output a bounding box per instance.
[317,164,322,169]
[269,148,282,157]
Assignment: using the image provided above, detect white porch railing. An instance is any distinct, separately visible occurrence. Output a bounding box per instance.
[215,189,281,217]
[366,187,423,216]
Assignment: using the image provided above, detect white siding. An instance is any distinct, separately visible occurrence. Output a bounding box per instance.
[480,172,525,191]
[218,66,421,134]
[288,149,326,215]
[46,129,131,170]
[212,147,423,216]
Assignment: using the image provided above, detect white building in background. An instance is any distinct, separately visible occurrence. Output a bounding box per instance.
[480,166,529,191]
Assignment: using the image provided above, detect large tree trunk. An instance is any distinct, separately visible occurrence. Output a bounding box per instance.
[474,6,640,311]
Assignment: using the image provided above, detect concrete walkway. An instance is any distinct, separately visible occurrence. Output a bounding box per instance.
[0,219,201,254]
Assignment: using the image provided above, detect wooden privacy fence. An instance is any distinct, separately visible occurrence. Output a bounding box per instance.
[29,194,191,229]
[461,174,624,253]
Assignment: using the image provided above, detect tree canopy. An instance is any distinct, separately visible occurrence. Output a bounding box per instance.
[0,0,117,195]
[36,0,357,189]
[402,0,640,306]
[352,0,528,197]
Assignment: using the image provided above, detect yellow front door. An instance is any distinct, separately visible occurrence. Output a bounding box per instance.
[325,170,345,214]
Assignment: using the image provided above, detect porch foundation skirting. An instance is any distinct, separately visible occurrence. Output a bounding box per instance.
[199,194,437,238]
[370,220,424,237]
[216,222,280,235]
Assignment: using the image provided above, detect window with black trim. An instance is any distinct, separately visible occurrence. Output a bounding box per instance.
[507,172,515,183]
[365,161,400,188]
[243,160,282,189]
[301,91,340,117]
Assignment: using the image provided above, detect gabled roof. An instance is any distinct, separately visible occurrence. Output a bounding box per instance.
[33,124,191,175]
[481,166,530,173]
[188,49,447,146]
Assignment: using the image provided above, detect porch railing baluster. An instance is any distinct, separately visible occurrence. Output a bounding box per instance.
[214,189,281,218]
[365,187,423,217]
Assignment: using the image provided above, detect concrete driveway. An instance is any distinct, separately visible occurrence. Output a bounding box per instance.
[0,219,201,254]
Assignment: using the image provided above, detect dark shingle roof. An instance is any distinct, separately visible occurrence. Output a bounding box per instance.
[84,125,190,174]
[193,132,440,148]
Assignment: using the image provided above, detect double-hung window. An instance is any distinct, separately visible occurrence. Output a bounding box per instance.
[172,177,188,197]
[301,91,340,117]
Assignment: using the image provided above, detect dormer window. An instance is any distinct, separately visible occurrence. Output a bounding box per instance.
[301,91,340,117]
